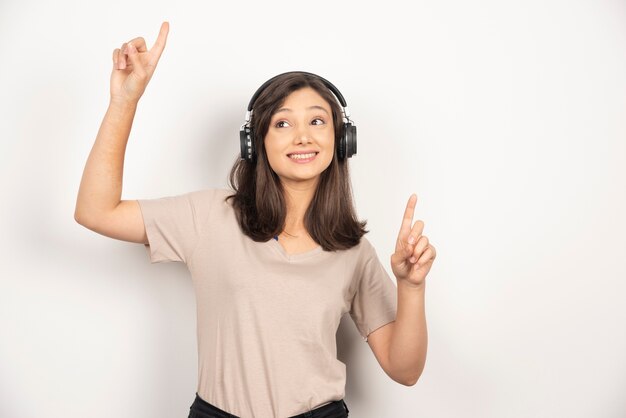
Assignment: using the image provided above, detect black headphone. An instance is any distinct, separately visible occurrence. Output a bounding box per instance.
[239,71,357,162]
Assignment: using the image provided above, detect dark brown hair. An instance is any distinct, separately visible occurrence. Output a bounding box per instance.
[225,72,368,251]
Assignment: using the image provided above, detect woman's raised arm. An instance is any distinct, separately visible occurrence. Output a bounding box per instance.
[74,22,169,244]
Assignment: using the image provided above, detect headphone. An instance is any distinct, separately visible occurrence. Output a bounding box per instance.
[239,71,357,162]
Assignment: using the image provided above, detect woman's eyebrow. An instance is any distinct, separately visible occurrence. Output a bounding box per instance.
[275,105,329,115]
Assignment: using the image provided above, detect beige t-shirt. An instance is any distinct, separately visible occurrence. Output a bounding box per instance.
[137,188,397,418]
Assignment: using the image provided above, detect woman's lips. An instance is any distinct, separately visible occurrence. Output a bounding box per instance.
[287,152,318,163]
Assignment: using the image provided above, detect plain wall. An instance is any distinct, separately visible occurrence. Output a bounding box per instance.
[1,0,625,417]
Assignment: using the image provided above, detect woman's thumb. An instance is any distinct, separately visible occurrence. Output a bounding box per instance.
[125,42,147,78]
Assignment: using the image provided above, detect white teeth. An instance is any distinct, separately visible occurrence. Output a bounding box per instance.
[288,152,316,160]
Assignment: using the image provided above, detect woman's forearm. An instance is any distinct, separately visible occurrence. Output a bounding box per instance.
[387,280,428,385]
[74,98,138,224]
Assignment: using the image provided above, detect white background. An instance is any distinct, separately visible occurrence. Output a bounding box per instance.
[1,0,625,417]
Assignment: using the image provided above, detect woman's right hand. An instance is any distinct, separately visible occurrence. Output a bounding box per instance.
[110,21,169,105]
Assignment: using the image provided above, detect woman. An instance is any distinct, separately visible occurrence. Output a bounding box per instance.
[74,21,436,418]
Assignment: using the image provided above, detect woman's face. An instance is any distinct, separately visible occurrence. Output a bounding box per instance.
[264,87,335,189]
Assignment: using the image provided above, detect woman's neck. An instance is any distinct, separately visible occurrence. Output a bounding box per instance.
[281,180,317,232]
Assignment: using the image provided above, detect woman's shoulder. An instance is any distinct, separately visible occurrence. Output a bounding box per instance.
[332,234,376,259]
[185,187,235,201]
[170,188,236,215]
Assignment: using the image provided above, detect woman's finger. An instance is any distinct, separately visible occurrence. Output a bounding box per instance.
[119,42,128,70]
[112,48,120,68]
[396,194,417,249]
[127,36,147,53]
[416,245,435,267]
[410,236,429,262]
[407,219,425,246]
[125,42,147,78]
[148,21,169,68]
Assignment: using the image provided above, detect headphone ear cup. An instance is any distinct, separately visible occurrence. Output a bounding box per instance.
[337,123,347,160]
[240,125,256,162]
[344,123,357,158]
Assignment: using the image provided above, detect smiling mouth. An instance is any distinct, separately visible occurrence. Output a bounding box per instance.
[287,152,318,160]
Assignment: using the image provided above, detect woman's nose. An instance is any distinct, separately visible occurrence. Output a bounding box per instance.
[294,123,312,144]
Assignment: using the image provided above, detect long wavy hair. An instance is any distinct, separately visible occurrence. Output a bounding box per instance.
[225,72,368,251]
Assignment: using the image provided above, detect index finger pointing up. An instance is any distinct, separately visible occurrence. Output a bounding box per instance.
[398,194,417,243]
[149,21,169,66]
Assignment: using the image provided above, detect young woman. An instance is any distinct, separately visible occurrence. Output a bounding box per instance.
[74,21,436,418]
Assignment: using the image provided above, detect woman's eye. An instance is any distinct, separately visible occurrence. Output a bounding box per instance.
[275,120,290,128]
[311,118,325,125]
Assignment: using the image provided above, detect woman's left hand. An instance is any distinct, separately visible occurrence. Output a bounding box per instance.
[390,194,436,288]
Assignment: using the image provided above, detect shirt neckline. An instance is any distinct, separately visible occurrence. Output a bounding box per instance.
[267,237,324,261]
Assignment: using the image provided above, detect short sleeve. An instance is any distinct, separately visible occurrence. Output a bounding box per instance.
[349,240,398,342]
[137,189,213,264]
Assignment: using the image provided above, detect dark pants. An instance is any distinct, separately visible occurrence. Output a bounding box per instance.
[188,392,350,418]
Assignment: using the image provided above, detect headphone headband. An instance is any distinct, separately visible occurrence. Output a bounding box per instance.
[244,71,350,122]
